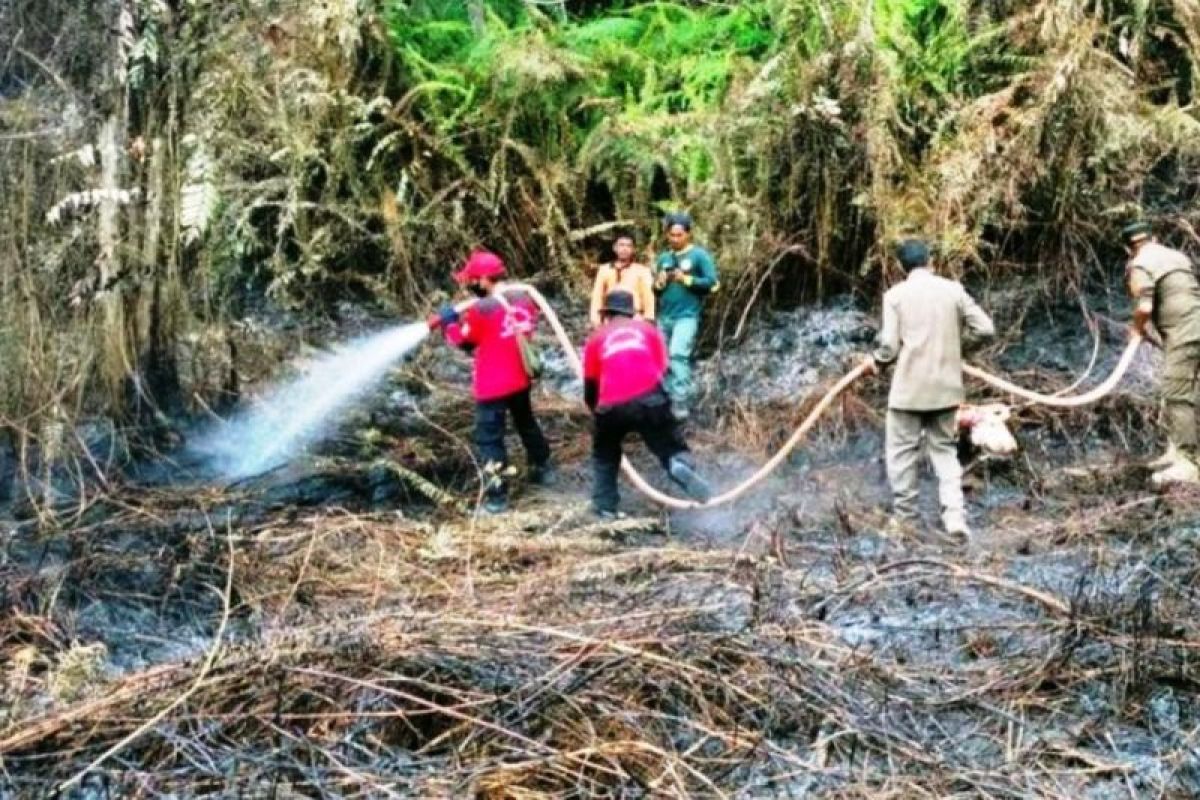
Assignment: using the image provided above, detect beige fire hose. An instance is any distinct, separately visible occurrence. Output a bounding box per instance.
[963,334,1143,407]
[480,283,1143,510]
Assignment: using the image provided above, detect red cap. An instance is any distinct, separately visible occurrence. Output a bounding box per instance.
[454,251,506,283]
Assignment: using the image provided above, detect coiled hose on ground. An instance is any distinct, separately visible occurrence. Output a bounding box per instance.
[493,283,1144,510]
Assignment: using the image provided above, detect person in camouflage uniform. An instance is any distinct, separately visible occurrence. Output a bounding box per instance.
[1123,221,1200,486]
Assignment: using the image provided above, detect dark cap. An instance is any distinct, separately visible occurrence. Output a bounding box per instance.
[1120,221,1153,246]
[896,239,930,271]
[663,211,693,231]
[602,289,636,317]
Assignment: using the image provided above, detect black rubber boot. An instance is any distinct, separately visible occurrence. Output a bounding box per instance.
[528,461,558,487]
[483,493,509,514]
[667,456,712,503]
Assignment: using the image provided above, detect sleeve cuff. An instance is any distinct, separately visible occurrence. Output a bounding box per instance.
[872,351,896,365]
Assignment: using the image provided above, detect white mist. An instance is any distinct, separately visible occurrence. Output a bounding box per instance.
[191,322,431,480]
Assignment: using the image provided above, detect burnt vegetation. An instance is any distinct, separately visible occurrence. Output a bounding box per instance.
[2,1,1200,797]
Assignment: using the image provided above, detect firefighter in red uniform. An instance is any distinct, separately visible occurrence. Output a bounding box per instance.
[582,289,711,518]
[434,251,553,513]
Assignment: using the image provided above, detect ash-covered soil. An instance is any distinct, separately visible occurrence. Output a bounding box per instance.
[2,292,1198,798]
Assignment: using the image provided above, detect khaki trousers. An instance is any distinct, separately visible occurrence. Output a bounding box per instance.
[886,408,964,522]
[1161,339,1200,457]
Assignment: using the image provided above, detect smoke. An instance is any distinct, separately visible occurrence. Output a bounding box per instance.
[190,322,430,480]
[672,456,800,547]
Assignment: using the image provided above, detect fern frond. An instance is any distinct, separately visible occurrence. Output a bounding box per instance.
[50,144,97,168]
[180,136,218,246]
[375,459,467,512]
[115,0,136,85]
[46,189,139,225]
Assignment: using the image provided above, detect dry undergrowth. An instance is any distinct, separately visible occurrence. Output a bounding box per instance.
[1,459,1199,797]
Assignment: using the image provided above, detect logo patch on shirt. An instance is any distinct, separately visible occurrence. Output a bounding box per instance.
[601,329,649,360]
[500,306,534,339]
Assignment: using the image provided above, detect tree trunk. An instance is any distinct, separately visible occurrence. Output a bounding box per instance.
[468,0,486,36]
[92,0,139,413]
[142,132,182,415]
[96,106,132,409]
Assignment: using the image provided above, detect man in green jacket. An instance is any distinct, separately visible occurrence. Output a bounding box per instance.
[1123,221,1200,486]
[652,212,719,420]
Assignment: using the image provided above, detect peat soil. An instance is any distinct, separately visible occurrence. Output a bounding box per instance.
[1,292,1199,797]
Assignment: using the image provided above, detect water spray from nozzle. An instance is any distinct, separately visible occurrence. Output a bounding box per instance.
[190,321,434,480]
[191,252,514,479]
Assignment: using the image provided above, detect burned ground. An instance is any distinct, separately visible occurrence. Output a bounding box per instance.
[1,297,1199,798]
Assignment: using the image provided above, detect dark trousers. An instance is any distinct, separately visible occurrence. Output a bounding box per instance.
[592,388,687,512]
[475,388,551,498]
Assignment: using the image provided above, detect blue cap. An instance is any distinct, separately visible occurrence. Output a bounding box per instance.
[663,211,693,231]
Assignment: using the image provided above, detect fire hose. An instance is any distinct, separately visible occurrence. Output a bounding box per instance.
[434,285,1144,510]
[962,335,1142,407]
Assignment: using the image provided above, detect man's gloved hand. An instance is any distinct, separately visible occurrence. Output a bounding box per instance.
[437,304,460,328]
[861,355,879,376]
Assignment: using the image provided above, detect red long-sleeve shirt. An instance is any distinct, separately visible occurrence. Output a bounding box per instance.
[444,292,538,401]
[582,317,668,409]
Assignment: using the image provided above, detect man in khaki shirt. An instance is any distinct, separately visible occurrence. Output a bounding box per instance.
[1123,221,1200,485]
[589,233,655,328]
[865,240,995,539]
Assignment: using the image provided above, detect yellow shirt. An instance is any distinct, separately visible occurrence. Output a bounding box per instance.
[589,261,655,325]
